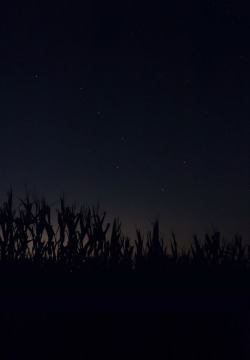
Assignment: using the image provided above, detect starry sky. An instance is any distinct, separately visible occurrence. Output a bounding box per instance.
[0,0,249,246]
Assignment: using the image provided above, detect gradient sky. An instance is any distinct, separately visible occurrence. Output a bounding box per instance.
[0,0,249,246]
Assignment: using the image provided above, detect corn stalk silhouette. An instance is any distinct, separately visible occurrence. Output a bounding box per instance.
[0,190,249,282]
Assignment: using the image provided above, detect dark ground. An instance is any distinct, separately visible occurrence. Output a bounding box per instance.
[0,310,249,359]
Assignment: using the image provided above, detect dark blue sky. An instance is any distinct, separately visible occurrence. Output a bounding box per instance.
[0,0,249,245]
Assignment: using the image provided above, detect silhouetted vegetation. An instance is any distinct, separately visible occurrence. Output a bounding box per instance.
[0,190,249,289]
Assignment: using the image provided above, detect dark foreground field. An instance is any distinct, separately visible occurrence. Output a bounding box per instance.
[0,192,249,359]
[0,310,249,360]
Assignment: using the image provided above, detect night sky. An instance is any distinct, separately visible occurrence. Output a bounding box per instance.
[1,1,249,246]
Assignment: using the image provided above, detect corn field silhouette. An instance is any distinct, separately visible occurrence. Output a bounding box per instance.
[0,190,249,360]
[0,189,249,289]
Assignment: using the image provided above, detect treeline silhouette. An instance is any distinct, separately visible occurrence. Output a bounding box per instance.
[0,190,249,288]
